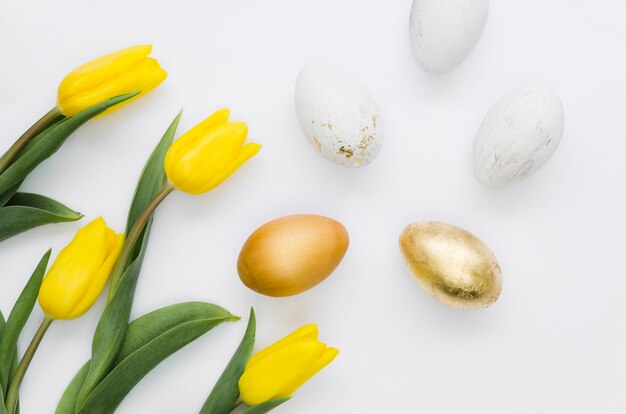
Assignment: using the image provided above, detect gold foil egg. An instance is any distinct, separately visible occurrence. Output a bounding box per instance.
[237,214,349,297]
[399,221,502,309]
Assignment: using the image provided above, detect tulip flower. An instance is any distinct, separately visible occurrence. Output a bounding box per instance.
[4,217,122,414]
[39,217,124,319]
[164,108,262,195]
[238,324,339,406]
[0,45,166,176]
[108,109,260,294]
[57,45,167,117]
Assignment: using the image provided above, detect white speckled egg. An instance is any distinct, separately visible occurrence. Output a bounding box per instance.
[409,0,489,73]
[473,87,565,188]
[295,65,383,168]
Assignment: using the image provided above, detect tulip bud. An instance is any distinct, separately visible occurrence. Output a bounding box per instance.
[38,217,123,320]
[164,108,261,195]
[238,324,339,406]
[57,45,167,117]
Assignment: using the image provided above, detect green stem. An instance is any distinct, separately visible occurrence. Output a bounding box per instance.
[4,317,53,414]
[229,399,245,413]
[0,107,62,175]
[108,184,174,300]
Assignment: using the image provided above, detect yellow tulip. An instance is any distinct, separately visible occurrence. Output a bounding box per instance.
[57,45,167,117]
[164,108,261,195]
[238,324,339,406]
[38,217,123,320]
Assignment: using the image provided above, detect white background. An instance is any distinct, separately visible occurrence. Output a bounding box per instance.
[0,1,625,413]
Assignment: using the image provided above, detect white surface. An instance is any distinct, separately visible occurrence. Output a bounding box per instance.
[0,1,625,413]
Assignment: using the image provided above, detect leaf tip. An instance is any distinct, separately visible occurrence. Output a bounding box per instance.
[246,308,256,339]
[38,248,53,269]
[43,247,52,260]
[171,110,184,128]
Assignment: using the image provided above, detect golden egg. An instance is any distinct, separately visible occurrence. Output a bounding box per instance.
[399,221,502,309]
[237,214,349,297]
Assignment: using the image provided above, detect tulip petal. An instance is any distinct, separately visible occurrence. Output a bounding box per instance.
[59,45,152,100]
[166,123,244,194]
[164,108,230,189]
[67,232,123,319]
[190,122,248,181]
[239,341,325,405]
[182,108,231,144]
[176,122,237,166]
[38,218,119,320]
[164,109,261,195]
[201,142,262,193]
[59,58,167,117]
[247,324,318,369]
[97,58,167,117]
[163,109,231,184]
[278,342,331,396]
[314,346,340,372]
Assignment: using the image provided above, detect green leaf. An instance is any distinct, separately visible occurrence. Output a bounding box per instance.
[109,111,180,295]
[75,228,148,409]
[0,92,138,193]
[55,362,89,414]
[0,182,22,208]
[9,356,18,414]
[14,113,66,162]
[11,115,68,164]
[75,111,181,408]
[0,283,21,414]
[0,310,8,414]
[200,309,256,414]
[0,311,4,401]
[57,302,236,414]
[0,250,50,391]
[115,302,234,364]
[76,305,237,414]
[0,194,82,242]
[6,193,81,215]
[240,398,290,414]
[125,111,181,236]
[0,109,65,207]
[0,310,5,340]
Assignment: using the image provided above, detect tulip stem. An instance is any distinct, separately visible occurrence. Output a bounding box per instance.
[108,184,175,299]
[4,317,53,414]
[230,399,245,412]
[0,107,62,175]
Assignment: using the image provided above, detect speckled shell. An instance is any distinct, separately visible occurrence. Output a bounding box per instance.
[473,87,565,188]
[295,65,383,167]
[409,0,489,73]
